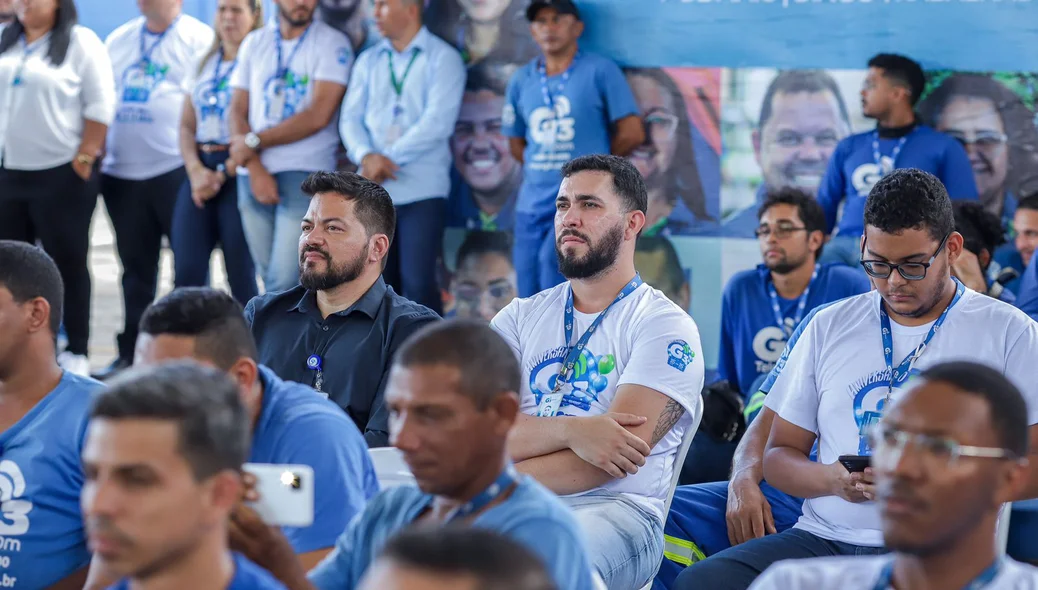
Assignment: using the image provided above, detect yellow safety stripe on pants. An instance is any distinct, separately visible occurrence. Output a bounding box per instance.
[744,391,766,421]
[663,534,706,567]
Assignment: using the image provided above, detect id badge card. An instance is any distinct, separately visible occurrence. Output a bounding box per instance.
[266,79,287,123]
[199,111,223,142]
[537,392,564,418]
[384,123,403,146]
[122,65,152,103]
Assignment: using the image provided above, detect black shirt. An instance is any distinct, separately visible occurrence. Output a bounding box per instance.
[244,277,440,447]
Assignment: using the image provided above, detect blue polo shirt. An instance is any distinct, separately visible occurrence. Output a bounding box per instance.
[990,243,1026,297]
[717,263,871,396]
[1,372,103,588]
[251,366,379,553]
[308,477,596,590]
[503,51,639,217]
[817,124,978,237]
[109,552,286,589]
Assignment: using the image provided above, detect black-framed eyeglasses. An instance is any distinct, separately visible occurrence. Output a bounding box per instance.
[859,233,950,281]
[754,224,808,240]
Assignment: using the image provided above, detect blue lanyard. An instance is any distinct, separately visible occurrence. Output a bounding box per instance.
[275,24,311,80]
[554,275,644,394]
[766,264,818,336]
[446,465,518,522]
[537,52,579,111]
[871,129,914,174]
[871,557,1002,590]
[879,278,964,400]
[211,46,237,93]
[139,17,179,66]
[12,33,48,87]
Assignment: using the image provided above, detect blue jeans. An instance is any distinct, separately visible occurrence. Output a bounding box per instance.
[514,210,564,297]
[237,170,311,293]
[818,234,862,267]
[672,527,887,590]
[382,198,445,314]
[563,490,664,589]
[172,150,258,305]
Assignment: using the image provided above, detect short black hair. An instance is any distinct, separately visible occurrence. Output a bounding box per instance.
[635,235,685,296]
[868,53,926,106]
[394,319,519,409]
[92,361,250,480]
[561,154,648,214]
[758,70,851,129]
[758,187,828,258]
[953,202,1006,258]
[1017,194,1038,213]
[465,60,510,96]
[0,240,64,336]
[139,288,258,371]
[864,168,954,242]
[301,171,397,246]
[378,527,557,590]
[456,231,513,270]
[918,362,1029,457]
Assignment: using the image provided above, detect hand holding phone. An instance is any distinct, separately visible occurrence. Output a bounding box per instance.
[242,463,315,528]
[838,455,871,473]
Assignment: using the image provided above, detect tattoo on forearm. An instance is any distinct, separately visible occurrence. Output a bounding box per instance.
[651,399,685,447]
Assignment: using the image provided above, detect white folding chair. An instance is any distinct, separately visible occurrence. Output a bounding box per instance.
[368,447,416,489]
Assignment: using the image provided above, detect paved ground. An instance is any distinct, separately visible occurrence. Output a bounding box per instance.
[87,198,230,371]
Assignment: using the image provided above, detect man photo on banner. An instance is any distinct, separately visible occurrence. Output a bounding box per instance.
[815,54,978,266]
[503,0,644,297]
[723,70,852,238]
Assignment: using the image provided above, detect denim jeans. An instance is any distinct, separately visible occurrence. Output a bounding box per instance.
[172,150,258,305]
[672,527,887,590]
[514,209,564,297]
[237,170,312,292]
[562,490,665,589]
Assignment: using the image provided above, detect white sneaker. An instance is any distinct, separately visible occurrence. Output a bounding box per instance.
[58,352,91,377]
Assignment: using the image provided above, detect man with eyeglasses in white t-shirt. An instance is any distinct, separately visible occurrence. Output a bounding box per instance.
[673,168,1038,590]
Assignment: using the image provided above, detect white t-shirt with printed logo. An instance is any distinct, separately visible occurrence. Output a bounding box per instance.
[103,15,214,180]
[230,21,352,175]
[764,287,1038,547]
[491,281,705,522]
[749,555,1038,590]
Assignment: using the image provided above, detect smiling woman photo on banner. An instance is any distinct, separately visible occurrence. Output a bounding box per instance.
[425,0,536,65]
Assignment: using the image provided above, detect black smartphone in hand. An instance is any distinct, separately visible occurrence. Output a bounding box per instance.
[838,455,870,473]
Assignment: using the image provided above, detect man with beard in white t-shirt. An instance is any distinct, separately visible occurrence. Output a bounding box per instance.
[750,362,1038,589]
[491,154,705,589]
[674,168,1038,590]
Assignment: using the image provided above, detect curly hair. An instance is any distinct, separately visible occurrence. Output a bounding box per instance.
[954,201,1006,256]
[863,169,954,241]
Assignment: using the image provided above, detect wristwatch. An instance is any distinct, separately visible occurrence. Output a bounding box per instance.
[75,153,95,166]
[244,132,261,150]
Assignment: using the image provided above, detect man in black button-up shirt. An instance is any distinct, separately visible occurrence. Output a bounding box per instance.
[244,172,439,446]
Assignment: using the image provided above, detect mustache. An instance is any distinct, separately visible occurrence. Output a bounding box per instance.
[87,517,133,543]
[557,229,590,244]
[301,245,330,260]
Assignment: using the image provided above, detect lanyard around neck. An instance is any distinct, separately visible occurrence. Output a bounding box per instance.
[388,48,421,97]
[445,465,518,522]
[537,52,579,111]
[12,33,49,87]
[871,128,915,175]
[766,264,819,337]
[275,23,311,79]
[139,16,179,66]
[211,46,237,89]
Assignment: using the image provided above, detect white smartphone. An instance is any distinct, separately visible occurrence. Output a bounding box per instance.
[243,463,315,528]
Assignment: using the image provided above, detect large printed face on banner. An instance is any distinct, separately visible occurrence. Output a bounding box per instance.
[425,0,537,65]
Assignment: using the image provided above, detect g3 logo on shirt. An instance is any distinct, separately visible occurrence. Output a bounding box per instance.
[850,368,920,455]
[851,157,893,196]
[0,460,31,536]
[528,346,616,413]
[667,340,695,372]
[529,96,575,146]
[121,62,169,104]
[751,320,795,373]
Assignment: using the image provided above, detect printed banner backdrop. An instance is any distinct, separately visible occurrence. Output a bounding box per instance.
[78,1,1038,369]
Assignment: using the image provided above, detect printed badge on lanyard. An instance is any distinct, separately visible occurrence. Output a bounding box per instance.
[384,47,420,146]
[123,17,179,104]
[199,48,237,141]
[536,52,578,151]
[267,24,311,123]
[767,264,818,337]
[857,278,965,452]
[536,275,643,418]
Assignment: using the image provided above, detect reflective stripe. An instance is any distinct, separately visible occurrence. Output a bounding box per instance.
[663,534,706,567]
[744,391,766,420]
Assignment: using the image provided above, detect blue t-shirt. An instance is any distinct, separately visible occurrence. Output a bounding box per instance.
[307,477,596,590]
[503,51,639,217]
[817,125,978,236]
[1015,250,1038,320]
[990,243,1025,297]
[108,552,286,589]
[0,372,102,589]
[252,366,379,554]
[717,263,871,397]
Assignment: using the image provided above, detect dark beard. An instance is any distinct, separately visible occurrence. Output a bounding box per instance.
[889,280,949,319]
[299,245,367,291]
[556,224,624,280]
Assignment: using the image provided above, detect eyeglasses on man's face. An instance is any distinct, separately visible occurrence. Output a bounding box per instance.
[859,233,950,281]
[868,424,1018,472]
[754,222,807,240]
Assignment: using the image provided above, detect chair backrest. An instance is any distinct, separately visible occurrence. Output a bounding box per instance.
[663,399,703,517]
[368,447,416,489]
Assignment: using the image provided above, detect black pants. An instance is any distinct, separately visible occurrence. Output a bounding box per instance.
[101,167,185,360]
[0,162,99,355]
[382,198,446,315]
